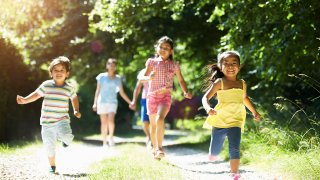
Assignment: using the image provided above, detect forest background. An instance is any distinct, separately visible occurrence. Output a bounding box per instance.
[0,0,319,154]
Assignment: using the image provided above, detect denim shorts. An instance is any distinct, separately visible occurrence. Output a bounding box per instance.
[140,98,149,122]
[209,127,241,159]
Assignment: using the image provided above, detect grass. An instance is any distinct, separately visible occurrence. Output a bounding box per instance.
[0,140,42,154]
[88,144,184,180]
[240,131,320,179]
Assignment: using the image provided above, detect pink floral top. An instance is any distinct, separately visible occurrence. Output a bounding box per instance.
[145,57,180,95]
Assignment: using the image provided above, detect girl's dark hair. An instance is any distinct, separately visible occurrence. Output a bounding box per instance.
[107,58,117,65]
[202,50,241,92]
[202,63,224,92]
[154,36,174,61]
[217,50,241,67]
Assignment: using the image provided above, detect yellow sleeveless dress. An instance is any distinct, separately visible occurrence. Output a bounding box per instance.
[203,79,246,131]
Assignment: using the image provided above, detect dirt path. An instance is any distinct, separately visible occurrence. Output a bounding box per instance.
[1,131,281,180]
[165,146,278,180]
[0,143,119,180]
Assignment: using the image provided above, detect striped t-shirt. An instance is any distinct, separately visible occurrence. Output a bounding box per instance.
[36,80,77,125]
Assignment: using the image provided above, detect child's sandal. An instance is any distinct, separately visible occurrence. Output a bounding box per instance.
[154,148,165,159]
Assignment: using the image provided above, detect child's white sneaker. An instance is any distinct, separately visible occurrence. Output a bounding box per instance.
[208,155,220,161]
[108,139,115,147]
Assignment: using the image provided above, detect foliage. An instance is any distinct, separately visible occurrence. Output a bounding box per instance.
[1,0,320,144]
[0,34,46,142]
[89,0,224,97]
[211,0,320,106]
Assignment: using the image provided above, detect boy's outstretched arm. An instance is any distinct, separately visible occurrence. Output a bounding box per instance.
[16,91,41,104]
[71,96,81,118]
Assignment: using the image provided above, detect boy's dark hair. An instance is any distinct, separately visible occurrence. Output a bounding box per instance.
[154,36,174,61]
[48,56,71,72]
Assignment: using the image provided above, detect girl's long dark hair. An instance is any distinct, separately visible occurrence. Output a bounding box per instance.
[202,51,241,92]
[154,36,174,61]
[202,63,224,92]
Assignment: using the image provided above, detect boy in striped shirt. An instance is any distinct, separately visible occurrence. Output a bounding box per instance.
[17,56,81,173]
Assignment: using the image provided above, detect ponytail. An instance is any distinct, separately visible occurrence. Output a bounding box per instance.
[202,63,224,92]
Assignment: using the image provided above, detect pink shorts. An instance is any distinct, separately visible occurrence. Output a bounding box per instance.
[147,93,172,115]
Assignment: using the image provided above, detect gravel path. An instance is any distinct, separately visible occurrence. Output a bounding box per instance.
[165,146,280,180]
[1,131,283,180]
[0,143,119,180]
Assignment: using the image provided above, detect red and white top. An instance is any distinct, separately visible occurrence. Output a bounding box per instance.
[145,57,180,95]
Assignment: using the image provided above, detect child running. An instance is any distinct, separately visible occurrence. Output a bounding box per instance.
[143,36,192,159]
[202,50,261,179]
[92,58,133,147]
[16,56,81,173]
[130,68,151,148]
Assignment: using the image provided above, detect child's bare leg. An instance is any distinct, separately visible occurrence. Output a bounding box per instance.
[143,122,151,140]
[155,105,170,149]
[149,114,157,149]
[100,114,108,145]
[230,159,240,173]
[48,156,55,166]
[107,112,115,139]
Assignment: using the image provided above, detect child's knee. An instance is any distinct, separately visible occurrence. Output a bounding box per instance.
[62,134,74,144]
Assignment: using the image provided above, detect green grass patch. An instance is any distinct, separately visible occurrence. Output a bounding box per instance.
[241,131,320,179]
[88,144,184,180]
[0,140,42,154]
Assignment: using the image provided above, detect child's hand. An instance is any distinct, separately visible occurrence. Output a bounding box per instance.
[74,111,81,118]
[149,71,155,80]
[16,95,26,104]
[207,108,217,116]
[129,102,136,110]
[184,91,192,99]
[92,104,97,112]
[253,111,261,121]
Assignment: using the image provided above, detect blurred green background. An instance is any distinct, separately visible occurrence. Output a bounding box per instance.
[1,0,319,142]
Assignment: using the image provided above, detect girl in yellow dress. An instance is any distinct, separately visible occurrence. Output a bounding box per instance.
[202,50,261,179]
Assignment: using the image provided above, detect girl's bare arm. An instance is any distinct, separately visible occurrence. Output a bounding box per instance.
[92,83,101,112]
[243,82,261,121]
[119,85,132,105]
[202,79,221,115]
[176,69,192,99]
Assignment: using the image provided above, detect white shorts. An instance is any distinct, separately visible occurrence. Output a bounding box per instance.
[41,120,74,157]
[97,103,118,114]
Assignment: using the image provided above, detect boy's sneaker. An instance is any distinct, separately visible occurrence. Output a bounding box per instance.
[48,166,56,173]
[62,142,68,148]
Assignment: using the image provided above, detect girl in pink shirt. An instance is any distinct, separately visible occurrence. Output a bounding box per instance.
[143,36,192,159]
